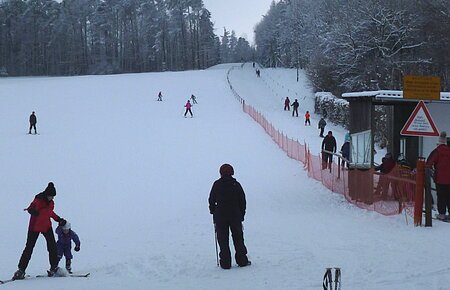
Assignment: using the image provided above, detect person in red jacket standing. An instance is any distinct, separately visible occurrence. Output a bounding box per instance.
[12,182,66,280]
[426,131,450,221]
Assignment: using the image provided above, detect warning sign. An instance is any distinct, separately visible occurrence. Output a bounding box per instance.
[400,101,440,136]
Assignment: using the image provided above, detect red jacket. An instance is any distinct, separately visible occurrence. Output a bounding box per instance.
[25,193,60,233]
[426,144,450,185]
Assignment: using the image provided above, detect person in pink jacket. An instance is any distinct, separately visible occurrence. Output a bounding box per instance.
[184,100,193,117]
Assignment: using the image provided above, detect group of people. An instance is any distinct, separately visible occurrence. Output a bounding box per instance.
[156,92,197,117]
[11,164,250,280]
[12,182,81,280]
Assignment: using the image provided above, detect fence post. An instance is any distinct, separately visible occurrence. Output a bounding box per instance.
[414,158,425,226]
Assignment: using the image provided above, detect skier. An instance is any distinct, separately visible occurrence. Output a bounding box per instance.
[340,133,351,168]
[318,117,327,137]
[426,131,450,221]
[190,94,198,104]
[29,111,37,134]
[13,182,67,280]
[157,91,163,101]
[184,100,193,117]
[284,97,290,111]
[374,153,396,199]
[209,164,251,269]
[305,111,311,125]
[55,222,80,273]
[321,131,337,171]
[291,99,299,117]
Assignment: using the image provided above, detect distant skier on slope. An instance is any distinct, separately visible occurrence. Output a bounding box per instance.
[318,117,327,137]
[305,111,311,125]
[13,182,67,280]
[284,97,290,111]
[190,94,197,104]
[28,111,37,134]
[184,100,193,117]
[157,91,163,101]
[291,99,299,117]
[321,131,337,171]
[209,164,251,269]
[55,222,81,273]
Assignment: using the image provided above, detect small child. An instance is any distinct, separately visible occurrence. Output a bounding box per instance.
[55,222,80,273]
[305,111,311,125]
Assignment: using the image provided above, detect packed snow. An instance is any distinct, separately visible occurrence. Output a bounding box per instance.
[1,64,449,290]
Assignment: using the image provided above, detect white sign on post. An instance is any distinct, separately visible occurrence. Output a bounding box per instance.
[400,101,439,137]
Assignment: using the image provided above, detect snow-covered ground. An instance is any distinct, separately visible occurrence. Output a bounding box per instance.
[0,64,449,290]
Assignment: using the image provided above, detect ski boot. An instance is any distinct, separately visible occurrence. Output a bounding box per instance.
[47,266,59,277]
[66,259,72,274]
[12,269,25,280]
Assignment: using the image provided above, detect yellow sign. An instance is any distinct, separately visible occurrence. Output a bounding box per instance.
[403,75,440,100]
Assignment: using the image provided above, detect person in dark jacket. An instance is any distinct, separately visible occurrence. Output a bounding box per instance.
[321,131,337,171]
[426,131,450,220]
[29,111,37,134]
[13,182,66,280]
[291,99,299,117]
[284,97,290,111]
[55,222,81,273]
[157,91,163,101]
[208,164,250,269]
[318,118,327,137]
[374,153,396,198]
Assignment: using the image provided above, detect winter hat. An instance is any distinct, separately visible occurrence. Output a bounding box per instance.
[62,222,71,231]
[44,182,56,196]
[438,131,447,145]
[219,164,234,177]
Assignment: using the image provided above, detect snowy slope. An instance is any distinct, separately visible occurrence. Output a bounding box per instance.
[1,65,449,290]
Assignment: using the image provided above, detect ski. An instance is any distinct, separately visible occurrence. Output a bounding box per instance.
[36,272,90,278]
[0,275,31,285]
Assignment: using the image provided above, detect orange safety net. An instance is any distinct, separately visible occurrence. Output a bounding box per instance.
[243,102,416,217]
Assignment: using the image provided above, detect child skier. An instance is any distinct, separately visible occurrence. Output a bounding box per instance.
[55,222,80,273]
[305,111,311,125]
[184,100,193,117]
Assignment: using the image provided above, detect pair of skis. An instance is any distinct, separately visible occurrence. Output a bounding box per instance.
[0,273,90,285]
[323,267,341,290]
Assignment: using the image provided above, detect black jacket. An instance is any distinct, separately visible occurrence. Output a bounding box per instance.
[29,114,37,125]
[208,176,246,223]
[322,135,337,153]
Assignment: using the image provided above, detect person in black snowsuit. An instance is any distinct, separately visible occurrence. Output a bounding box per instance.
[29,111,37,134]
[157,91,163,101]
[209,164,251,269]
[291,99,299,117]
[321,131,337,171]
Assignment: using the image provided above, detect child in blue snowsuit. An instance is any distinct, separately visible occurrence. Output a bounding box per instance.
[55,222,80,273]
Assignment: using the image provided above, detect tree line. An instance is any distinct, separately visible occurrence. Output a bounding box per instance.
[0,0,253,76]
[254,0,449,95]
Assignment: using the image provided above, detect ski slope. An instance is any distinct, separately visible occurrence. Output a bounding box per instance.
[0,64,449,290]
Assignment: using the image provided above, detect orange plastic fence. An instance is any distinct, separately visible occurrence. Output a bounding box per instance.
[243,103,416,217]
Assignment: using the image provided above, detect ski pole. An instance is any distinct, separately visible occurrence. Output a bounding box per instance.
[213,222,219,267]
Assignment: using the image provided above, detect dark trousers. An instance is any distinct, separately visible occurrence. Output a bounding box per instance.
[292,108,298,117]
[284,104,290,111]
[319,127,325,137]
[216,221,248,269]
[305,119,310,125]
[436,184,450,215]
[18,229,58,271]
[184,108,193,117]
[322,152,333,170]
[29,124,37,133]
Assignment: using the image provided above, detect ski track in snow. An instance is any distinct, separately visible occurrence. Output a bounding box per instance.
[0,63,449,290]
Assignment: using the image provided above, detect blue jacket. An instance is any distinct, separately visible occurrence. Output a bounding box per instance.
[55,226,80,247]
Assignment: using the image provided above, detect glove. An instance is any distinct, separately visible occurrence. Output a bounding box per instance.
[58,218,67,226]
[27,207,39,216]
[74,246,80,252]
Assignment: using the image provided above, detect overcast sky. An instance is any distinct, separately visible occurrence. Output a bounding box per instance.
[202,0,274,45]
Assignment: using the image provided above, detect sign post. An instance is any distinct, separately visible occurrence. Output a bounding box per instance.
[403,75,440,101]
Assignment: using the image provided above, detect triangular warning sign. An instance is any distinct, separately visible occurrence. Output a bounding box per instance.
[401,101,440,136]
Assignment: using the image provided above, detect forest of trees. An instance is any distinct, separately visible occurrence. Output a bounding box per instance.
[254,0,450,95]
[0,0,253,76]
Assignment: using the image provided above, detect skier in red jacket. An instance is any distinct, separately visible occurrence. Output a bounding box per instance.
[12,182,67,280]
[427,131,450,220]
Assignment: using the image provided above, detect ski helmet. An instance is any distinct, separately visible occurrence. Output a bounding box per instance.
[62,222,71,231]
